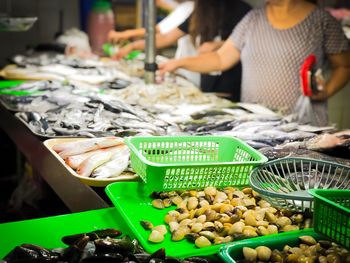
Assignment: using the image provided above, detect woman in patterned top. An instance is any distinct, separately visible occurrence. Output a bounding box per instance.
[158,0,350,126]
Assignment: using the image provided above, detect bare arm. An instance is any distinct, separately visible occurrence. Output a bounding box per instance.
[312,51,350,100]
[108,26,162,43]
[158,38,241,74]
[114,28,185,59]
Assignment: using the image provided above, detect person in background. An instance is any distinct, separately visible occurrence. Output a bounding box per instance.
[108,0,199,85]
[114,0,251,101]
[158,0,350,126]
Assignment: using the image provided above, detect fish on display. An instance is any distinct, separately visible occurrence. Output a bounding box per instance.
[53,138,132,179]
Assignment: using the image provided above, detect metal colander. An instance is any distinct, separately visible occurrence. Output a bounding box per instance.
[249,157,350,212]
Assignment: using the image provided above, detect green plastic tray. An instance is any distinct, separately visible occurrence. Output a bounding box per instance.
[0,208,129,259]
[106,182,254,258]
[125,136,267,193]
[0,80,25,89]
[219,229,320,263]
[309,189,350,249]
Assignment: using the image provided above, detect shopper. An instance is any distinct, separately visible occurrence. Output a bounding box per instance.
[158,0,350,126]
[114,0,252,101]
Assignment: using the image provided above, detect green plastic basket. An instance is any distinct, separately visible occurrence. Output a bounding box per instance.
[219,229,320,263]
[0,208,129,259]
[309,189,350,249]
[125,136,267,192]
[105,181,251,258]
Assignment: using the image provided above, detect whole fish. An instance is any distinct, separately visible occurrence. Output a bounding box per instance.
[54,137,124,159]
[91,145,130,179]
[65,149,105,169]
[76,151,114,177]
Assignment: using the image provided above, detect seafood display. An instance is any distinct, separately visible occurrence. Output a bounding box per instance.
[144,187,310,248]
[239,236,350,263]
[52,137,132,179]
[3,228,216,263]
[0,80,173,137]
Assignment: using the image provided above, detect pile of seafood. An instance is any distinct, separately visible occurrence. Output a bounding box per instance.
[0,80,174,137]
[3,228,215,263]
[52,137,131,179]
[239,235,350,263]
[142,187,310,248]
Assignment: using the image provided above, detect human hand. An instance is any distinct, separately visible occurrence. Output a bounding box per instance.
[311,69,328,101]
[197,41,222,54]
[108,30,130,44]
[112,44,134,60]
[157,59,180,76]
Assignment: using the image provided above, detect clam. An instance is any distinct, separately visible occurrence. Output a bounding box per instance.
[243,247,257,261]
[243,228,258,238]
[196,214,207,223]
[169,221,179,233]
[153,225,167,235]
[148,230,164,243]
[267,225,278,234]
[287,254,299,263]
[163,198,172,208]
[177,213,190,222]
[256,246,272,261]
[229,221,245,234]
[318,256,328,263]
[276,216,292,228]
[244,213,257,227]
[299,236,317,246]
[140,220,154,230]
[257,226,269,236]
[171,228,187,241]
[270,249,284,263]
[242,187,252,195]
[152,199,165,209]
[195,236,211,248]
[199,199,210,208]
[326,253,341,263]
[290,213,304,224]
[179,218,192,227]
[265,212,277,223]
[199,231,216,241]
[281,225,299,232]
[187,197,199,210]
[204,187,217,196]
[171,195,183,206]
[191,223,203,233]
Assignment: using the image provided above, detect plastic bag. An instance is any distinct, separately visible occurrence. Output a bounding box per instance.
[293,95,318,126]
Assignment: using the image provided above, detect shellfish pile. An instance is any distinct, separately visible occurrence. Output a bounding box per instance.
[144,187,311,248]
[240,235,350,263]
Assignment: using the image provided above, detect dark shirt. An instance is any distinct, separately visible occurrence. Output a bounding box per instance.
[178,0,251,101]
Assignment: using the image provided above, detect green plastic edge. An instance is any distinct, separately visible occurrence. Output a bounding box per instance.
[219,229,319,263]
[0,80,25,89]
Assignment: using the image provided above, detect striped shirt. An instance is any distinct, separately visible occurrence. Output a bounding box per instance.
[230,7,349,126]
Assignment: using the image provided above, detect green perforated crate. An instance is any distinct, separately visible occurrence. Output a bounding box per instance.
[219,230,320,263]
[309,189,350,249]
[125,136,267,192]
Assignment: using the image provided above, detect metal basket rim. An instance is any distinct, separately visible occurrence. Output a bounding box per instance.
[249,157,350,202]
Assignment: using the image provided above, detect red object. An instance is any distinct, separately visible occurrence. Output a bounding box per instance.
[300,54,317,97]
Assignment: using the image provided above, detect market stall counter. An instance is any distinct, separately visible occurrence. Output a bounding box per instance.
[0,102,109,212]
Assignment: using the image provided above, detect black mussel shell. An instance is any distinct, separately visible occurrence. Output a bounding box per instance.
[80,253,124,263]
